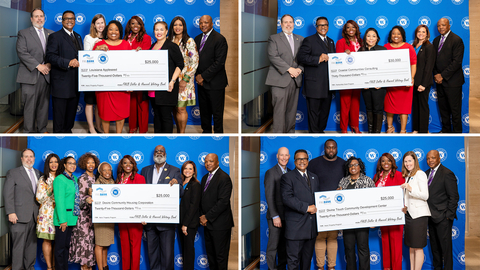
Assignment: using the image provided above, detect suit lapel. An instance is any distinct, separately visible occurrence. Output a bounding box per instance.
[315,34,328,53]
[20,167,35,194]
[29,26,44,54]
[279,32,293,58]
[61,30,77,51]
[158,164,169,183]
[293,34,301,56]
[294,169,310,191]
[204,168,221,195]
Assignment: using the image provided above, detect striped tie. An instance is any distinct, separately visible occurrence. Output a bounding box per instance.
[199,34,207,53]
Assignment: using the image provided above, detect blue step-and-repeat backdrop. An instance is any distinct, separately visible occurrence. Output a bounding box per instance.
[259,136,466,269]
[41,0,221,127]
[277,0,470,132]
[28,135,231,270]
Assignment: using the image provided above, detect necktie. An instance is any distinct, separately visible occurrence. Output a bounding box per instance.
[203,173,213,192]
[437,35,445,53]
[28,169,37,193]
[38,28,46,53]
[199,34,207,53]
[428,169,435,186]
[287,34,295,55]
[303,173,311,189]
[70,32,80,51]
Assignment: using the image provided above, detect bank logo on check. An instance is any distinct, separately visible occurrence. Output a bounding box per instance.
[318,195,332,204]
[111,187,121,197]
[345,55,355,65]
[334,193,345,204]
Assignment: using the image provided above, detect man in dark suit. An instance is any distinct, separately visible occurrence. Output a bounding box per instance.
[433,18,465,133]
[200,153,234,270]
[141,145,183,270]
[195,15,228,134]
[425,150,459,270]
[16,8,54,133]
[3,149,41,270]
[265,15,304,133]
[264,147,291,270]
[281,149,319,270]
[46,10,83,133]
[297,17,335,133]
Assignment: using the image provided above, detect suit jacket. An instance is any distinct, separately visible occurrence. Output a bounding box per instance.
[433,31,465,88]
[265,32,304,88]
[16,26,54,85]
[194,29,228,90]
[264,164,290,220]
[404,170,431,219]
[46,28,83,99]
[297,34,335,99]
[141,163,183,231]
[414,42,436,88]
[200,168,234,231]
[426,164,459,223]
[3,166,41,223]
[281,169,319,240]
[53,174,79,226]
[180,180,201,229]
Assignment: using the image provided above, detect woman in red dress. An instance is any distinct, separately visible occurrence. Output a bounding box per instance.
[384,26,417,133]
[336,20,362,133]
[93,20,132,133]
[116,155,146,270]
[124,16,152,134]
[373,153,405,270]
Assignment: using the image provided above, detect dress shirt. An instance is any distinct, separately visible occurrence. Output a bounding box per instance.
[208,166,220,178]
[201,28,214,43]
[152,163,166,184]
[277,164,288,174]
[23,166,38,183]
[63,27,74,36]
[428,163,441,180]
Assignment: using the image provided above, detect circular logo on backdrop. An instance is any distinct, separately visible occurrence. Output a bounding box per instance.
[429,114,432,124]
[260,201,268,214]
[125,0,134,3]
[105,0,115,3]
[397,16,410,28]
[191,106,201,118]
[111,187,121,197]
[56,136,65,139]
[359,111,367,124]
[396,114,411,124]
[303,0,315,5]
[98,53,109,64]
[408,0,420,4]
[463,65,470,78]
[323,0,335,4]
[387,0,399,4]
[452,0,463,5]
[108,150,122,164]
[108,252,120,266]
[333,111,341,124]
[76,13,86,25]
[136,14,145,22]
[42,150,54,161]
[334,193,345,204]
[457,200,466,214]
[389,148,402,161]
[377,228,382,238]
[113,13,126,24]
[266,228,269,237]
[260,151,268,164]
[296,111,305,123]
[198,152,208,165]
[306,150,313,160]
[204,0,215,5]
[334,16,346,29]
[413,148,425,162]
[370,251,381,265]
[76,103,84,115]
[345,0,356,4]
[189,136,200,140]
[197,255,209,268]
[221,153,229,167]
[213,17,220,30]
[245,0,256,5]
[277,17,282,29]
[282,0,295,6]
[64,150,78,159]
[365,0,377,4]
[193,16,201,28]
[365,149,379,162]
[443,16,453,26]
[167,136,177,140]
[343,149,357,160]
[66,0,75,3]
[462,114,469,126]
[54,13,63,25]
[375,16,388,29]
[267,136,277,139]
[456,148,465,162]
[355,16,367,29]
[47,0,56,3]
[429,88,437,101]
[457,251,465,265]
[452,226,460,240]
[430,0,441,3]
[185,0,196,4]
[212,136,223,141]
[174,254,183,267]
[89,150,101,160]
[131,151,144,164]
[436,148,448,162]
[337,230,343,239]
[175,152,189,165]
[260,251,267,265]
[461,16,469,29]
[294,17,305,29]
[165,0,175,3]
[195,231,200,242]
[418,16,431,27]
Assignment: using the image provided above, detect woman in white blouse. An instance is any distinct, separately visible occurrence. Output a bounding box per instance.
[83,14,105,134]
[401,151,431,270]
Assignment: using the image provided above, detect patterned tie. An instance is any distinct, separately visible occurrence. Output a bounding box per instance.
[428,169,435,186]
[303,173,311,189]
[437,35,445,53]
[203,172,213,193]
[38,28,46,53]
[199,34,207,53]
[28,169,37,193]
[287,34,295,55]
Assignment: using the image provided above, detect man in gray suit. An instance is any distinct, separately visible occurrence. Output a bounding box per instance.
[264,147,290,270]
[3,148,41,270]
[16,8,54,133]
[265,14,304,133]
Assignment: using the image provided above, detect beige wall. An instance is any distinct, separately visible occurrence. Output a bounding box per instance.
[220,0,238,98]
[470,2,478,98]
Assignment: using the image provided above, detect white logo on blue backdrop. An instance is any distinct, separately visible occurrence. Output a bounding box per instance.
[191,106,201,118]
[245,0,256,6]
[136,14,145,22]
[343,149,357,160]
[408,0,420,4]
[375,16,388,29]
[64,150,78,159]
[277,17,282,29]
[345,0,355,4]
[131,151,144,164]
[260,200,267,214]
[108,252,120,266]
[429,88,437,101]
[377,228,382,238]
[76,13,86,25]
[387,0,399,4]
[418,16,431,27]
[389,148,402,161]
[430,0,442,4]
[452,226,460,240]
[198,152,208,165]
[114,13,126,24]
[294,17,305,29]
[260,151,268,164]
[303,0,314,5]
[47,0,56,3]
[125,0,134,3]
[213,17,220,30]
[66,0,75,3]
[413,148,425,162]
[266,228,269,237]
[456,148,465,162]
[337,230,343,239]
[204,0,215,6]
[296,111,304,123]
[461,16,469,29]
[333,111,340,124]
[193,16,201,28]
[429,115,432,124]
[167,136,177,140]
[282,0,295,6]
[54,13,63,25]
[195,231,200,242]
[189,136,200,140]
[437,148,448,162]
[370,251,381,265]
[306,150,313,160]
[221,153,229,167]
[89,150,101,160]
[108,150,122,164]
[463,65,470,78]
[359,111,367,124]
[457,251,465,265]
[185,0,196,4]
[462,114,469,126]
[175,151,189,165]
[452,0,464,5]
[174,254,183,267]
[260,251,267,265]
[334,16,346,29]
[42,150,54,161]
[444,16,453,26]
[355,16,367,29]
[165,0,175,3]
[365,149,379,163]
[365,0,377,4]
[106,0,115,3]
[397,16,410,28]
[457,200,466,214]
[397,115,411,124]
[212,136,223,141]
[323,0,335,4]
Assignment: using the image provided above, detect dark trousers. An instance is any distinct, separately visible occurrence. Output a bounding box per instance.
[429,217,454,270]
[198,86,225,133]
[412,85,431,133]
[9,218,37,270]
[306,93,332,133]
[362,88,385,114]
[145,227,175,270]
[266,219,287,270]
[21,77,50,133]
[150,99,175,133]
[204,228,231,270]
[179,227,198,270]
[343,228,370,270]
[271,80,299,133]
[52,95,79,133]
[285,237,315,270]
[436,84,463,133]
[55,226,73,270]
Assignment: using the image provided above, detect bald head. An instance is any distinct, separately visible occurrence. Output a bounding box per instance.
[426,150,440,169]
[277,147,290,168]
[199,15,213,34]
[437,18,451,35]
[205,153,219,172]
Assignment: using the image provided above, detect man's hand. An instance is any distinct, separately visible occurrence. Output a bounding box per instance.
[200,215,208,226]
[307,205,317,214]
[318,53,329,63]
[196,74,204,86]
[69,59,79,68]
[417,85,426,92]
[182,225,188,235]
[434,74,443,84]
[169,178,178,186]
[179,80,187,93]
[37,64,50,75]
[402,206,408,214]
[272,217,282,227]
[287,67,301,78]
[8,213,18,224]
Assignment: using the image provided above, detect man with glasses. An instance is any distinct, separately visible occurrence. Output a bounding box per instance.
[281,150,319,270]
[46,10,83,133]
[297,17,335,133]
[3,149,42,270]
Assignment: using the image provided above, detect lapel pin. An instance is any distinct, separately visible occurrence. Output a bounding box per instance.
[166,176,170,180]
[164,168,167,171]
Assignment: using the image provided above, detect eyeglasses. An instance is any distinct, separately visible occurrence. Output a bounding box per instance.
[67,162,77,166]
[63,17,75,21]
[295,158,308,162]
[348,163,359,168]
[316,24,328,27]
[154,149,165,154]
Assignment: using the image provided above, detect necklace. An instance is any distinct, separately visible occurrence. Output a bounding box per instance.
[349,177,358,185]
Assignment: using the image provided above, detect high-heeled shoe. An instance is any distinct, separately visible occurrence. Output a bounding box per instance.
[351,126,361,134]
[386,125,395,133]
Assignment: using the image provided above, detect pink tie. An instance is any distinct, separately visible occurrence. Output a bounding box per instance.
[28,169,37,193]
[38,29,46,53]
[287,34,295,55]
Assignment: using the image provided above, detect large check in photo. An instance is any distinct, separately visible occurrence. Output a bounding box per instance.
[79,50,169,91]
[92,184,179,223]
[315,186,404,232]
[328,49,411,90]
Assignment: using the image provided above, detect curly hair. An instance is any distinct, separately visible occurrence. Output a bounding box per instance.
[181,160,199,183]
[124,16,146,43]
[373,153,397,183]
[78,152,100,171]
[342,20,362,46]
[344,156,366,176]
[42,153,61,183]
[116,155,138,183]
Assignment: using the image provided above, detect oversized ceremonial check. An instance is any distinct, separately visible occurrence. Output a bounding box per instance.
[92,184,179,223]
[328,49,411,90]
[315,186,404,232]
[78,50,168,91]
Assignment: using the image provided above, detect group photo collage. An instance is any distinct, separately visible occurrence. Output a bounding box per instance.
[0,0,478,270]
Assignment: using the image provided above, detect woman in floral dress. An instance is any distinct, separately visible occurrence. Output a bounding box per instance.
[69,153,100,270]
[36,153,61,270]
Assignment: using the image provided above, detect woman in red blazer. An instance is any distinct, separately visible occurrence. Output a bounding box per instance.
[336,20,363,133]
[116,155,145,270]
[373,153,405,270]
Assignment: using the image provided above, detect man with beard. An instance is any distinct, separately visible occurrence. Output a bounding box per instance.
[308,139,345,270]
[3,149,42,270]
[141,145,183,270]
[16,8,54,133]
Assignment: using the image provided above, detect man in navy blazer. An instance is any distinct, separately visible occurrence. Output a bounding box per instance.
[425,150,459,270]
[46,10,83,133]
[141,145,183,270]
[281,149,319,270]
[297,17,335,133]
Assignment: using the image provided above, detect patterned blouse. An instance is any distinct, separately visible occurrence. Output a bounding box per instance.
[338,173,375,189]
[177,37,199,107]
[36,174,56,240]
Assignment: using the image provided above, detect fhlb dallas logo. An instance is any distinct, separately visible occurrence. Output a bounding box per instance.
[46,0,56,3]
[98,53,109,64]
[66,0,75,3]
[463,65,470,78]
[131,151,144,164]
[343,149,356,160]
[334,16,346,29]
[365,148,379,163]
[377,228,382,238]
[346,55,355,65]
[213,17,220,30]
[437,148,447,162]
[429,88,437,101]
[461,17,469,29]
[260,201,268,214]
[344,0,355,5]
[64,150,78,159]
[296,111,304,123]
[212,136,223,141]
[165,0,175,3]
[221,153,229,167]
[387,0,399,4]
[418,16,431,27]
[113,13,126,24]
[337,230,343,239]
[359,111,367,124]
[397,16,410,28]
[452,226,460,240]
[108,252,120,266]
[366,0,377,4]
[408,0,420,4]
[355,16,367,29]
[204,0,215,5]
[294,16,305,29]
[55,13,63,25]
[457,251,465,265]
[430,0,442,4]
[191,106,201,118]
[198,152,208,166]
[456,148,465,162]
[174,254,183,267]
[452,0,464,5]
[260,251,267,265]
[42,150,54,161]
[76,103,84,115]
[306,150,313,160]
[193,16,201,28]
[108,150,122,164]
[457,200,466,214]
[197,255,209,268]
[89,150,101,160]
[334,193,345,204]
[323,0,335,5]
[76,13,86,25]
[260,151,268,164]
[333,111,341,124]
[303,0,314,5]
[375,16,388,29]
[195,231,200,242]
[175,151,189,165]
[125,0,134,3]
[185,0,196,4]
[282,0,294,6]
[189,136,200,140]
[266,228,269,237]
[389,148,402,161]
[111,187,121,197]
[413,148,425,162]
[370,251,381,265]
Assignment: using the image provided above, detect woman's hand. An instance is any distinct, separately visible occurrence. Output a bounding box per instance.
[95,45,109,51]
[86,197,93,204]
[179,80,187,93]
[142,221,147,225]
[182,225,188,236]
[135,46,142,52]
[88,188,93,196]
[417,85,425,92]
[345,49,351,55]
[401,183,412,192]
[337,187,343,190]
[168,81,174,92]
[402,206,407,214]
[60,222,68,232]
[169,178,178,186]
